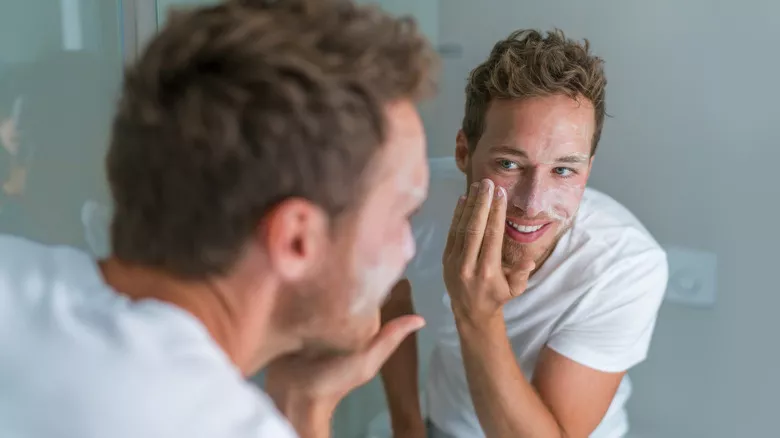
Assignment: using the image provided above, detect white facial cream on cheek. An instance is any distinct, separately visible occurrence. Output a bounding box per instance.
[349,256,404,315]
[539,186,581,223]
[509,178,584,223]
[402,226,416,262]
[349,228,408,315]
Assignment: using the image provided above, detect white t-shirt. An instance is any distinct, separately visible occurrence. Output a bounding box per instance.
[406,164,667,438]
[0,235,298,438]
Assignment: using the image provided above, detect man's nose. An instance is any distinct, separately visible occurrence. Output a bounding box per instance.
[511,172,545,218]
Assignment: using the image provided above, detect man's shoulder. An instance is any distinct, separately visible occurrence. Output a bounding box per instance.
[571,187,665,260]
[0,235,299,438]
[8,351,298,437]
[550,188,666,292]
[0,234,98,290]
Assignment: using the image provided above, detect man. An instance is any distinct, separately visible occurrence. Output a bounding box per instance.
[0,1,437,437]
[381,29,668,438]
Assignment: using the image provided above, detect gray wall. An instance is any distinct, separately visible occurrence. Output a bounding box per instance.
[0,1,62,64]
[422,0,776,437]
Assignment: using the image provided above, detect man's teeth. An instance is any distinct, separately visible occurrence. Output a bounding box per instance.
[507,220,544,234]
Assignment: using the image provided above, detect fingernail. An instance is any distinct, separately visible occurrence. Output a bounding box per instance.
[458,195,466,204]
[470,182,480,195]
[480,179,492,194]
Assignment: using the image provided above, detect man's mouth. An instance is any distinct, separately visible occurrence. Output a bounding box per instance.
[505,219,552,243]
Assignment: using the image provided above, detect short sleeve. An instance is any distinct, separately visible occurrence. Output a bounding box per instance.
[546,249,668,373]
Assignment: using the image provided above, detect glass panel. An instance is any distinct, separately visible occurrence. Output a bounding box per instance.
[0,0,124,256]
[156,0,219,26]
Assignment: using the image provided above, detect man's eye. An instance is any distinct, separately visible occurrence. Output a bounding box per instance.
[553,167,575,177]
[498,159,518,170]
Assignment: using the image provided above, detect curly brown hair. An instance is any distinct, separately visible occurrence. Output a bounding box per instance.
[462,29,606,155]
[106,0,438,278]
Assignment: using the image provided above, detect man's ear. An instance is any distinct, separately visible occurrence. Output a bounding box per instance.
[455,130,470,174]
[261,199,328,281]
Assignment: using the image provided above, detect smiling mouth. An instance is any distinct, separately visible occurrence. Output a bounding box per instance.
[504,220,552,243]
[506,220,546,234]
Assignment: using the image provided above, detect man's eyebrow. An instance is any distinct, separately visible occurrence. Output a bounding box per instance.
[555,152,590,164]
[490,145,529,158]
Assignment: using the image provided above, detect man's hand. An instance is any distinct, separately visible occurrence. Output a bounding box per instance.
[442,179,534,324]
[0,117,20,156]
[264,314,425,437]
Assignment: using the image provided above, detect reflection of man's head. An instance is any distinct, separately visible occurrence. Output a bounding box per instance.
[107,1,437,363]
[455,29,606,271]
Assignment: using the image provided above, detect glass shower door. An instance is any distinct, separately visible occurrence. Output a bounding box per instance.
[156,0,219,25]
[0,0,128,255]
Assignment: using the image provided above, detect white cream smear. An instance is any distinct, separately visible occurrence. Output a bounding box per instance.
[507,178,584,231]
[349,161,425,315]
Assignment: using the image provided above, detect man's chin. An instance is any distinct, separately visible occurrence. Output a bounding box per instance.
[303,315,379,356]
[502,240,538,265]
[502,221,569,266]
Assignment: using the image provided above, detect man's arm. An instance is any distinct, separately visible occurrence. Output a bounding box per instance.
[456,251,666,438]
[274,395,334,438]
[379,279,426,437]
[456,313,623,438]
[441,180,666,438]
[266,310,426,438]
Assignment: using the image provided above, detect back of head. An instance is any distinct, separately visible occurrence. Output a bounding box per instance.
[107,0,438,278]
[462,29,606,155]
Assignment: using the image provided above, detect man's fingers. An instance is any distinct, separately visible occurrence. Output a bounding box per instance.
[506,260,535,297]
[462,180,494,263]
[479,185,507,268]
[443,195,467,260]
[452,182,480,253]
[361,315,425,379]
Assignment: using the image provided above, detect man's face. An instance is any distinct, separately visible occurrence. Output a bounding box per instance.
[457,95,595,269]
[296,101,428,353]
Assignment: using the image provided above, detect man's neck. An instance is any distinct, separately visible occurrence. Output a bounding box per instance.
[98,257,294,375]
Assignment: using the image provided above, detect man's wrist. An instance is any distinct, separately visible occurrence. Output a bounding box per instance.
[274,393,335,438]
[451,304,505,333]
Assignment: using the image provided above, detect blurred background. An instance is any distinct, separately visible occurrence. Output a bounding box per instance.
[0,0,774,437]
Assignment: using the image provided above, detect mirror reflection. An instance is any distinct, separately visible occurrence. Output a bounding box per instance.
[0,1,766,438]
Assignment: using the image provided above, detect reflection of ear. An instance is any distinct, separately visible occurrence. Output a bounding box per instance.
[455,130,470,174]
[263,199,328,281]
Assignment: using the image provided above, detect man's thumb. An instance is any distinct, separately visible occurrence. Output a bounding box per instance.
[362,315,425,375]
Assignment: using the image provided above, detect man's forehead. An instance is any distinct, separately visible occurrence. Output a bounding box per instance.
[372,151,427,192]
[484,97,594,133]
[373,103,427,186]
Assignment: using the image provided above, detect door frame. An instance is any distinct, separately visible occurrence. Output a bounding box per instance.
[121,0,158,64]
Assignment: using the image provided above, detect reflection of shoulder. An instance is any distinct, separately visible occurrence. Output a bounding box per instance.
[563,187,665,282]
